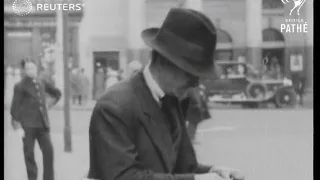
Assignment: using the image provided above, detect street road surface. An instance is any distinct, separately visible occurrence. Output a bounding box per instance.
[4,108,313,180]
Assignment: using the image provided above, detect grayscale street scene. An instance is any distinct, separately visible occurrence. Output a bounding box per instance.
[4,0,313,180]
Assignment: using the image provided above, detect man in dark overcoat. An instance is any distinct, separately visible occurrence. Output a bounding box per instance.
[10,59,61,180]
[87,8,244,180]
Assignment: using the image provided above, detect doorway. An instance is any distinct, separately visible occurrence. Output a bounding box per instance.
[92,51,120,99]
[262,48,285,72]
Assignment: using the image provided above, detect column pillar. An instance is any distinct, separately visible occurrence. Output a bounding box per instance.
[54,9,65,106]
[127,0,147,68]
[182,0,203,11]
[246,0,262,68]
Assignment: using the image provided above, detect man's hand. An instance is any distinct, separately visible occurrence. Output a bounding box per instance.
[16,128,25,138]
[209,166,245,180]
[46,96,56,109]
[11,119,21,130]
[195,173,227,180]
[11,120,25,138]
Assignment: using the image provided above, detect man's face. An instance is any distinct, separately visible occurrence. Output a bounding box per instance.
[24,62,38,78]
[159,56,199,98]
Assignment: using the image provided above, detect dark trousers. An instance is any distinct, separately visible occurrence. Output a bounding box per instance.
[23,128,54,180]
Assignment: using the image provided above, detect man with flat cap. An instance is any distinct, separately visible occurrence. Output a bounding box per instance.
[88,8,244,180]
[11,59,61,180]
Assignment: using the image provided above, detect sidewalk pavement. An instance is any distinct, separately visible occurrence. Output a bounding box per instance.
[4,109,312,180]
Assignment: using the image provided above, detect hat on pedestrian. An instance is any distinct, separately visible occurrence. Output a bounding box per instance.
[141,8,218,78]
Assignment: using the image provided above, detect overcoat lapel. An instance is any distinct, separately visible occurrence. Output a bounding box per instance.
[131,73,174,172]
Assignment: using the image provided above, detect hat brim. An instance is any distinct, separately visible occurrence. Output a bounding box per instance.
[141,28,220,80]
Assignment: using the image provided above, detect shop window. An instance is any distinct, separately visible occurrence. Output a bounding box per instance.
[263,28,285,42]
[263,0,284,9]
[215,29,233,61]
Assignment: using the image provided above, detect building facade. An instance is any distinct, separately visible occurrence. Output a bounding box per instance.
[79,0,313,100]
[5,0,312,100]
[4,0,83,68]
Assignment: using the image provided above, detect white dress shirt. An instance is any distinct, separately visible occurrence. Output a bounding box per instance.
[143,62,165,106]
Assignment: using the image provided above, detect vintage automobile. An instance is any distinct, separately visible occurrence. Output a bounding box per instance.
[201,60,298,108]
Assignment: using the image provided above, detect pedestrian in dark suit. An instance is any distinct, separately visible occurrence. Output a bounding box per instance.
[185,85,211,142]
[87,8,244,180]
[292,72,306,106]
[10,59,61,180]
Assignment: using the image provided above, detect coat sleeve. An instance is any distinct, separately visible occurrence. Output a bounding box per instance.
[88,99,196,180]
[10,84,23,122]
[44,81,62,105]
[174,114,212,174]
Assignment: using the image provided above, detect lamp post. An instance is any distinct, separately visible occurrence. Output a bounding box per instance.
[62,9,72,152]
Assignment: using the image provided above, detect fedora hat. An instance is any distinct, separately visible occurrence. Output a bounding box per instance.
[141,8,218,78]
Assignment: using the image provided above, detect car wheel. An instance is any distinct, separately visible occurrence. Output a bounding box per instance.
[274,88,297,108]
[245,83,267,99]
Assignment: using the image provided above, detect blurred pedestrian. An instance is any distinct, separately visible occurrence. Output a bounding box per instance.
[105,68,119,89]
[10,59,61,180]
[79,68,90,105]
[128,60,142,77]
[87,8,243,180]
[94,68,105,100]
[292,72,306,106]
[70,68,83,105]
[269,56,281,79]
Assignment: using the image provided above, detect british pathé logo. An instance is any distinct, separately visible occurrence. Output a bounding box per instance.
[281,0,306,16]
[280,0,308,33]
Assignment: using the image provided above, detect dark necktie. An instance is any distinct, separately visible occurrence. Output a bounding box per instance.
[160,95,181,141]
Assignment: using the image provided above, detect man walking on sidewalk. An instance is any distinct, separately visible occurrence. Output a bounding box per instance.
[10,59,61,180]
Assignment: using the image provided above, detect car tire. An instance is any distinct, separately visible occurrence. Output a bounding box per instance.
[274,88,297,108]
[245,83,267,99]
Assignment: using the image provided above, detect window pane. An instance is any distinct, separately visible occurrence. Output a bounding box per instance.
[263,28,285,41]
[263,0,284,9]
[217,29,232,43]
[214,50,233,60]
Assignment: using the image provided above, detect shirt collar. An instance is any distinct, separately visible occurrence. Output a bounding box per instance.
[143,62,165,105]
